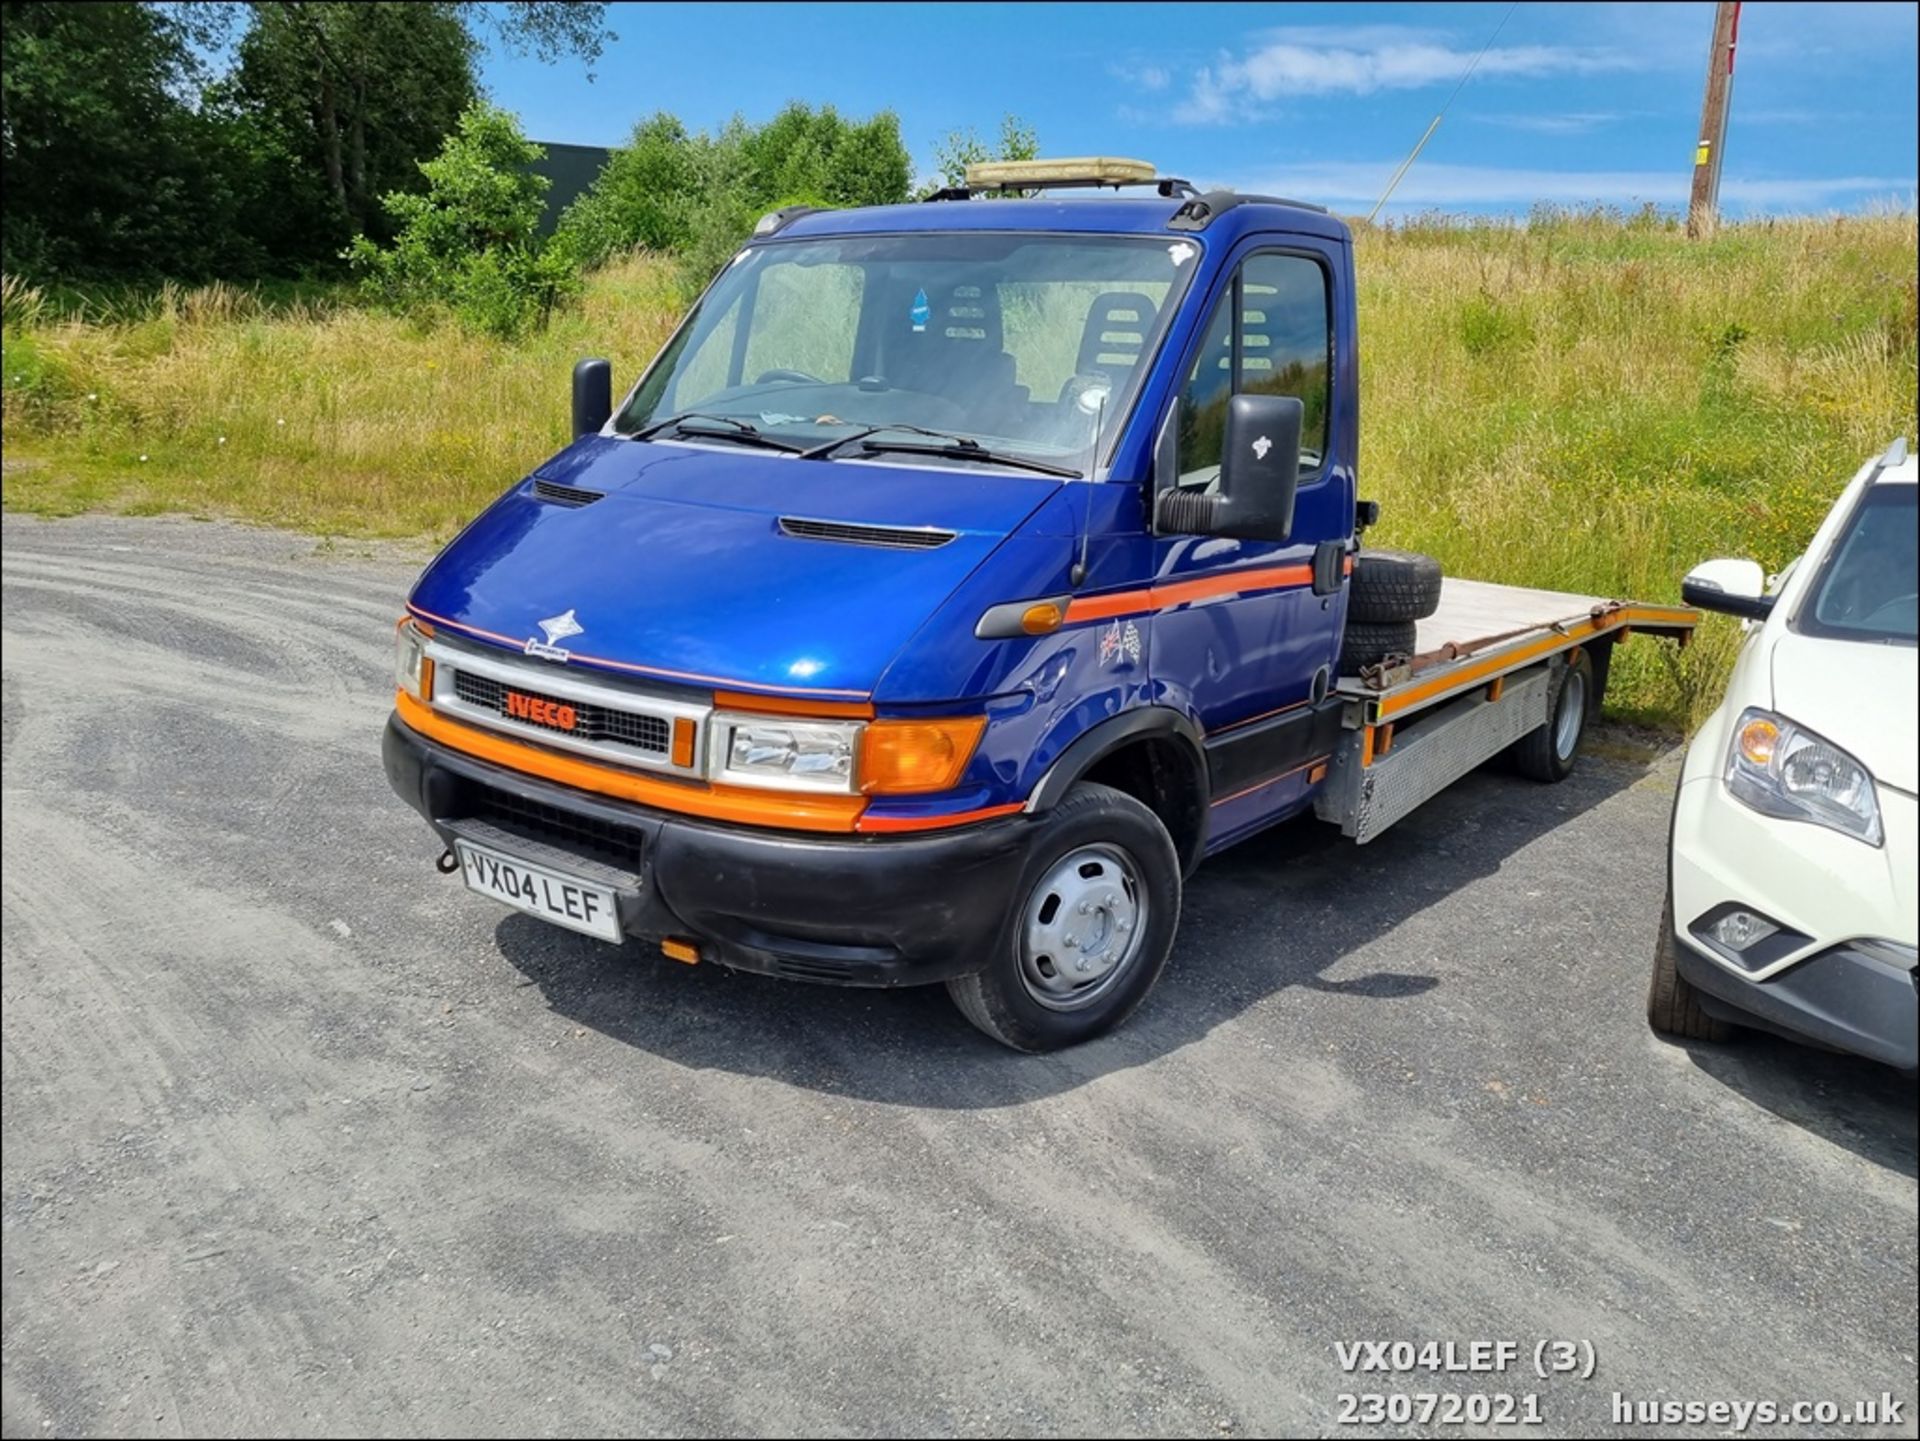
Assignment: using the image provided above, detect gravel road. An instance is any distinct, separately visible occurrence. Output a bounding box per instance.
[2,514,1914,1439]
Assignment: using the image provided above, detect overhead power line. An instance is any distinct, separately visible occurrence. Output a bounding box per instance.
[1367,1,1520,224]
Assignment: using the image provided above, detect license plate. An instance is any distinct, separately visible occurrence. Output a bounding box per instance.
[454,840,621,943]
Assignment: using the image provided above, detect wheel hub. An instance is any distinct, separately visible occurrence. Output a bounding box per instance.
[1018,843,1147,1011]
[1555,669,1587,760]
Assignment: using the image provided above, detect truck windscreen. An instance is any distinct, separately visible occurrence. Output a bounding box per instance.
[613,232,1199,478]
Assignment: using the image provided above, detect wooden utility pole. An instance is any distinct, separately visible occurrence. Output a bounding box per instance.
[1687,1,1742,239]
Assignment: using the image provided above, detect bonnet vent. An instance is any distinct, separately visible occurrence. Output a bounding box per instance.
[533,479,604,507]
[778,516,955,550]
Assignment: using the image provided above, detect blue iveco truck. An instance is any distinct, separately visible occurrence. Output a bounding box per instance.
[384,158,1697,1050]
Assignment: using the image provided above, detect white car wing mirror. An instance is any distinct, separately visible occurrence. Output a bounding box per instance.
[1682,557,1774,622]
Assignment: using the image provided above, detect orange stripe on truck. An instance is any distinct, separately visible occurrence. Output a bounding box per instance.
[1064,562,1316,624]
[856,802,1025,834]
[1372,604,1695,720]
[713,689,875,719]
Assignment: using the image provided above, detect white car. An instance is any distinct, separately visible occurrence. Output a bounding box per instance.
[1651,438,1917,1070]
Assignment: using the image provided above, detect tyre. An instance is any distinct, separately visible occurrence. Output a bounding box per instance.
[1347,548,1443,623]
[946,782,1181,1051]
[1509,649,1594,782]
[1338,618,1418,675]
[1647,877,1731,1042]
[1589,637,1614,711]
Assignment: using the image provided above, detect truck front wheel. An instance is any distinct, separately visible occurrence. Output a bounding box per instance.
[947,782,1181,1051]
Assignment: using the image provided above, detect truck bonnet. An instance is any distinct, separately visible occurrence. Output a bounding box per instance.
[407,435,1064,700]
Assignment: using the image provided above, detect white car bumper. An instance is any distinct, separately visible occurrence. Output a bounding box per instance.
[1670,768,1918,1068]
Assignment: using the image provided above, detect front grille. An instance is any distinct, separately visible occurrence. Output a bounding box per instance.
[467,785,645,869]
[779,516,955,550]
[452,669,670,754]
[533,479,603,507]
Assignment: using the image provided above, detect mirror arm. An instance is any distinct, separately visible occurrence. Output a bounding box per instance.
[1680,578,1775,621]
[1156,488,1223,534]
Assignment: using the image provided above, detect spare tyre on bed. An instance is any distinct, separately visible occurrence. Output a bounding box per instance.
[1347,547,1443,623]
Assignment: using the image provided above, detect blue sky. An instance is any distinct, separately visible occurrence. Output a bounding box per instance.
[480,1,1918,216]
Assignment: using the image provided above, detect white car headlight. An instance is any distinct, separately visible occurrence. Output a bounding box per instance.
[395,618,431,701]
[708,713,861,793]
[1725,706,1882,846]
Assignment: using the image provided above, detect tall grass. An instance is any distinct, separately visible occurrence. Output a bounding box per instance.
[4,212,1916,725]
[1350,209,1916,722]
[1,257,684,536]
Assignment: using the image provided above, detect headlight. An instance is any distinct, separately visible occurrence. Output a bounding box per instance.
[395,617,432,701]
[706,712,988,795]
[1724,707,1882,846]
[709,714,860,793]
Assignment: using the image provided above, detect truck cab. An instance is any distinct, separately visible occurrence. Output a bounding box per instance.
[385,159,1691,1050]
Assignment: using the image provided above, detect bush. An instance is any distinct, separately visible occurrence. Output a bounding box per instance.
[555,103,912,294]
[346,104,579,338]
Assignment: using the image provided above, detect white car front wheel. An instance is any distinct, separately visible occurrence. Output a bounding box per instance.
[1648,875,1732,1043]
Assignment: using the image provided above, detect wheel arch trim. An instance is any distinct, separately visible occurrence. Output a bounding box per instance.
[1025,706,1208,815]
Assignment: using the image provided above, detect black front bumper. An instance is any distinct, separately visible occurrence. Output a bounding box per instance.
[1676,933,1919,1071]
[383,714,1032,987]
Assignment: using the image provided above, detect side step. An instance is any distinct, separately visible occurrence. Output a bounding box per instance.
[1315,664,1553,843]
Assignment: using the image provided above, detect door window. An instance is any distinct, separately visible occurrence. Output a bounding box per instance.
[1175,253,1331,488]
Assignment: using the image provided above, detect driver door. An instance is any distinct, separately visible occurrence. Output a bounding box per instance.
[1152,245,1348,819]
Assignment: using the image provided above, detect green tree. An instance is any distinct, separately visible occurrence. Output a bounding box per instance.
[219,2,610,267]
[1,1,611,282]
[930,113,1040,192]
[225,3,479,261]
[0,1,251,278]
[740,103,912,210]
[553,113,699,267]
[555,102,912,290]
[346,103,578,338]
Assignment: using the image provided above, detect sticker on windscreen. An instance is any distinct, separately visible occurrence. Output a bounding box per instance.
[910,287,931,332]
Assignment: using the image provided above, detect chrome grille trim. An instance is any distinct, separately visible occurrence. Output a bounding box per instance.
[423,636,708,777]
[778,515,956,549]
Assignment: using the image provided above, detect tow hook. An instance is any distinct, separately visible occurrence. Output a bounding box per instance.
[436,848,460,875]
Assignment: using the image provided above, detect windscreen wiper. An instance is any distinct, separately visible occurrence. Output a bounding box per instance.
[803,424,1081,478]
[799,422,972,459]
[629,412,806,454]
[855,437,1082,479]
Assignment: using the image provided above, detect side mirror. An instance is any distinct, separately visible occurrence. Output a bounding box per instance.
[1682,557,1774,621]
[1154,394,1304,543]
[571,358,612,439]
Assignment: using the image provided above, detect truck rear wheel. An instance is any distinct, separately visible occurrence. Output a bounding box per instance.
[946,782,1181,1052]
[1648,881,1731,1042]
[1509,649,1594,782]
[1338,618,1418,675]
[1348,548,1443,622]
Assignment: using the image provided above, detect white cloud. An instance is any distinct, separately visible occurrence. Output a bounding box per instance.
[1473,111,1634,135]
[1173,26,1636,122]
[1232,160,1916,212]
[1736,108,1852,126]
[1108,60,1172,92]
